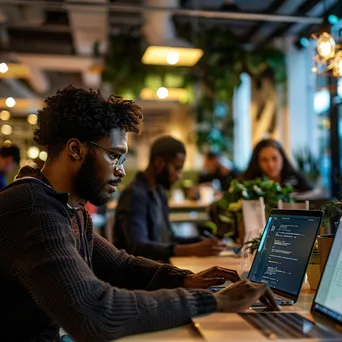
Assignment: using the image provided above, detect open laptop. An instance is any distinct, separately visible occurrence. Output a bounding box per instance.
[248,209,323,307]
[211,210,323,305]
[194,216,342,341]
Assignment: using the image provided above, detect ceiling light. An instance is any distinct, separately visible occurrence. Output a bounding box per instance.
[140,87,187,101]
[328,14,339,25]
[142,46,203,67]
[166,51,179,65]
[27,114,37,125]
[1,124,12,135]
[3,140,12,145]
[156,87,168,99]
[5,97,16,108]
[39,151,47,161]
[0,63,8,73]
[317,32,336,59]
[0,110,10,120]
[27,146,40,159]
[299,37,310,49]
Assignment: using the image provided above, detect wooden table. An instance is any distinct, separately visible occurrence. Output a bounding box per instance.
[117,255,315,341]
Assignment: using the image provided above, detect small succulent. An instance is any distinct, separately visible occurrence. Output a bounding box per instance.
[244,234,262,255]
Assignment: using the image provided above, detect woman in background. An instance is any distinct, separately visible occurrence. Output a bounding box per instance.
[241,139,313,192]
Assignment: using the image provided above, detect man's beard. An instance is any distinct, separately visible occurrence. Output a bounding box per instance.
[157,165,171,190]
[74,153,109,206]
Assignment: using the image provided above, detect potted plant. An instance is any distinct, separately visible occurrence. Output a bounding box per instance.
[307,245,320,290]
[206,178,294,240]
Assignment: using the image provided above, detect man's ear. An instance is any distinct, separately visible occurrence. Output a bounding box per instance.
[154,156,166,172]
[66,138,87,161]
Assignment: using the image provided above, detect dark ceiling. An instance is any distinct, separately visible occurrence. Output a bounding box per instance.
[0,0,341,56]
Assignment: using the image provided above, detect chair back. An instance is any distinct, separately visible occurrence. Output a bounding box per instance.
[278,199,309,210]
[241,197,266,244]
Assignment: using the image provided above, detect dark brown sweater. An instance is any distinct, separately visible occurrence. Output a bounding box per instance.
[0,167,216,342]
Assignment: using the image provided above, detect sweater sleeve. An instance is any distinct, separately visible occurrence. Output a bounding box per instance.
[1,195,216,342]
[93,233,193,290]
[115,187,176,261]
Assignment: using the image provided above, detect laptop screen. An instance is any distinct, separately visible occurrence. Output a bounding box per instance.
[313,219,342,324]
[248,210,322,298]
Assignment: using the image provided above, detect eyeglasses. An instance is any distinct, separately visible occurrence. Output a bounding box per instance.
[89,141,126,170]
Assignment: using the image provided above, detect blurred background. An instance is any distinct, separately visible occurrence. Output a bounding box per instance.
[0,0,342,197]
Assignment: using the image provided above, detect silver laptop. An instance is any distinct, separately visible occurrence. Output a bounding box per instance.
[194,217,342,341]
[248,209,323,307]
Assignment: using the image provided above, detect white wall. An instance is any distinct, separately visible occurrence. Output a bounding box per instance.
[286,36,318,158]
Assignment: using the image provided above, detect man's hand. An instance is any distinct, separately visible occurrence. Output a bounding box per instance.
[215,280,281,312]
[174,238,226,257]
[184,266,240,289]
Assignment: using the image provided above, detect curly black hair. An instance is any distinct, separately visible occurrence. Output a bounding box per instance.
[34,85,143,157]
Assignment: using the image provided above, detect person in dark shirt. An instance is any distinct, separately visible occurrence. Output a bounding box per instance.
[0,86,279,342]
[115,136,226,262]
[241,138,313,192]
[0,144,20,190]
[198,151,240,191]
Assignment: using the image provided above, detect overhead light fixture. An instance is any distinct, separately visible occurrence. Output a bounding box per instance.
[27,146,40,159]
[156,87,169,99]
[311,3,342,77]
[39,151,47,161]
[27,114,37,125]
[5,97,16,108]
[142,46,203,67]
[317,32,336,59]
[0,63,8,73]
[140,87,187,101]
[0,110,10,120]
[1,124,12,135]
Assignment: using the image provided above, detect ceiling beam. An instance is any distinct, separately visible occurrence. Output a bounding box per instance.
[7,53,103,73]
[255,0,329,47]
[242,0,289,41]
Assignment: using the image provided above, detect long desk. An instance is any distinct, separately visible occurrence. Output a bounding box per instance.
[117,255,315,341]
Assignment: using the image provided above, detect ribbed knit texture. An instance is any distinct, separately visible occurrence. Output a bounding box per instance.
[0,167,217,342]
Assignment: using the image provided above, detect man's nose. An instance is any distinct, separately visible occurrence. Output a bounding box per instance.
[114,165,126,178]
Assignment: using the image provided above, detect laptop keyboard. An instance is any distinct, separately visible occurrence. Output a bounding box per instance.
[239,312,341,340]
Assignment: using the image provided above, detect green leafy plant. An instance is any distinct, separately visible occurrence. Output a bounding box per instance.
[208,178,294,239]
[244,234,262,255]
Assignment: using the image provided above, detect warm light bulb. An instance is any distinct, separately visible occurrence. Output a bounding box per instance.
[27,146,40,159]
[0,110,10,120]
[3,139,12,145]
[333,51,342,77]
[5,97,16,108]
[27,114,37,125]
[39,151,47,161]
[1,124,12,135]
[166,51,179,65]
[0,63,8,73]
[156,87,169,99]
[317,32,336,59]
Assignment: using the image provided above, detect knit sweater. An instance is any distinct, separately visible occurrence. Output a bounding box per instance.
[0,166,217,342]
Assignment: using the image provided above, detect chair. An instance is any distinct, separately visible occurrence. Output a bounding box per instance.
[278,199,309,210]
[241,197,266,245]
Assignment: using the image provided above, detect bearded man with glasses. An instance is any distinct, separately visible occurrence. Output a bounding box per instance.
[0,85,279,342]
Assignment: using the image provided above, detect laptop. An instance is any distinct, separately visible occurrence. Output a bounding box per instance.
[248,209,323,307]
[194,216,342,341]
[211,210,323,306]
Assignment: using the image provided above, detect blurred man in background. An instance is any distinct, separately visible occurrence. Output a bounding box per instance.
[198,151,239,192]
[0,144,20,190]
[114,136,225,262]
